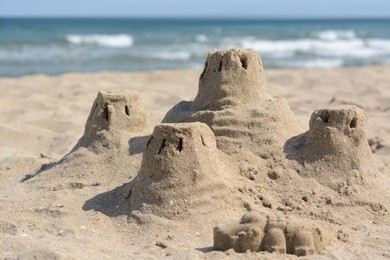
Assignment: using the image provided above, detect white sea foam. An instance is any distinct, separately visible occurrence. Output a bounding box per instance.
[368,39,390,51]
[66,34,133,48]
[0,44,115,62]
[237,37,390,59]
[143,51,192,60]
[316,30,357,41]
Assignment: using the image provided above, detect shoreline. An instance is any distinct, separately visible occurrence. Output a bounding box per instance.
[1,64,390,79]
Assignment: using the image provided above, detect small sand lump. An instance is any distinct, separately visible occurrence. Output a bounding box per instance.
[214,212,331,256]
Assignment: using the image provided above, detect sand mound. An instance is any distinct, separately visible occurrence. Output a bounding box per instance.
[118,122,239,220]
[163,48,301,158]
[214,211,332,256]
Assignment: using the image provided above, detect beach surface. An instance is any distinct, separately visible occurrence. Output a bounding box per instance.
[0,66,389,259]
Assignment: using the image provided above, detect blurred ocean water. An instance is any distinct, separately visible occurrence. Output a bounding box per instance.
[1,18,390,76]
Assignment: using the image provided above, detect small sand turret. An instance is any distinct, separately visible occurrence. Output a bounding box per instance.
[78,90,147,152]
[119,122,237,220]
[196,48,265,110]
[304,106,373,168]
[120,123,239,219]
[28,89,149,186]
[287,105,377,190]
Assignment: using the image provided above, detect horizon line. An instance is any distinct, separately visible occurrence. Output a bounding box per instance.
[1,15,390,20]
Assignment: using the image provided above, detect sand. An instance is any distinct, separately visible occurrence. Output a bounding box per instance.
[0,49,390,259]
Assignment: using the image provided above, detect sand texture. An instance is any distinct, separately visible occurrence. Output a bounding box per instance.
[0,49,390,259]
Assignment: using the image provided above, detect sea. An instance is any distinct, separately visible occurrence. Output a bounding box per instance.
[1,18,390,76]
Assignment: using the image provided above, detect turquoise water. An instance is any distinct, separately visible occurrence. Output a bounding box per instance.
[1,18,390,76]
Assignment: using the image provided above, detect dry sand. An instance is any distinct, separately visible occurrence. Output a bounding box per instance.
[0,49,390,259]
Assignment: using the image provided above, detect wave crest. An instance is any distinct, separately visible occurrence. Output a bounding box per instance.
[236,37,390,59]
[66,34,133,48]
[143,51,192,60]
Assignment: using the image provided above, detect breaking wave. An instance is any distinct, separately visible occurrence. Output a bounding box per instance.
[234,36,390,60]
[66,34,134,48]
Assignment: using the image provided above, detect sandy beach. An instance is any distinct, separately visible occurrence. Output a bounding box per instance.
[1,56,390,259]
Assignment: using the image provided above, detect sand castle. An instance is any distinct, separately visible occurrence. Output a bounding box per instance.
[28,48,387,257]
